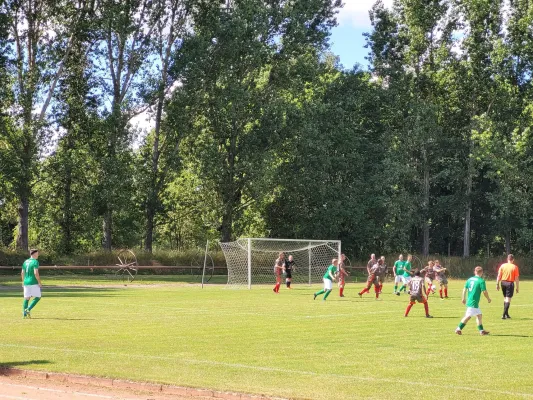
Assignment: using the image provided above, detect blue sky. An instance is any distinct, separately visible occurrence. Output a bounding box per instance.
[329,0,393,70]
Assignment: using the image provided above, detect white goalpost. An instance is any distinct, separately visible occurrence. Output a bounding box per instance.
[219,238,341,289]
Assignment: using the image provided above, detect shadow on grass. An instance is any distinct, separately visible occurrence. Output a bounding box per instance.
[428,316,457,319]
[0,360,51,368]
[490,334,531,338]
[0,287,122,298]
[32,318,96,321]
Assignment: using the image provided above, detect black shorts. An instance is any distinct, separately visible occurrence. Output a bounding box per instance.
[285,271,292,278]
[501,281,514,298]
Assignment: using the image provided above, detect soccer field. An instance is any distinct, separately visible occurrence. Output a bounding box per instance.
[0,277,532,400]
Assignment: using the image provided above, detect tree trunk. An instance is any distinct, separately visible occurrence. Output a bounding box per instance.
[220,201,234,243]
[16,195,29,251]
[145,207,155,252]
[103,208,112,251]
[463,145,473,257]
[505,230,511,254]
[422,147,430,256]
[62,159,73,254]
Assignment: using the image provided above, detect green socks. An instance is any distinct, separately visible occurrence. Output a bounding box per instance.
[23,299,29,312]
[323,290,332,300]
[394,285,398,292]
[315,289,325,296]
[477,325,484,331]
[458,322,466,330]
[28,297,41,311]
[399,285,405,292]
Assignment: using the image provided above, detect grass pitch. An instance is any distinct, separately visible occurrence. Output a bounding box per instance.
[0,276,532,400]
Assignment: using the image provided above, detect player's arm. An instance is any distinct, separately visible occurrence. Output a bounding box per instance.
[34,269,42,287]
[482,290,491,303]
[329,270,336,281]
[515,276,519,294]
[21,269,25,285]
[461,287,467,305]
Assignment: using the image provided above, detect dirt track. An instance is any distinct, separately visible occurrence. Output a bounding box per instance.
[0,375,211,400]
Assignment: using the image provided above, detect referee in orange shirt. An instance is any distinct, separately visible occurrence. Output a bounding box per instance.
[496,254,519,320]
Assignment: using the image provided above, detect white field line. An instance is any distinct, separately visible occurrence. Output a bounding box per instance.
[0,344,532,398]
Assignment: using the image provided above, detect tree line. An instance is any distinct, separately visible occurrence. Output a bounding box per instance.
[0,0,532,259]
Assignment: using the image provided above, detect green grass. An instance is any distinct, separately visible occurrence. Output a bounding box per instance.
[0,276,532,399]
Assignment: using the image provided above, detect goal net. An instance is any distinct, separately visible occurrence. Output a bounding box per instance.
[219,238,341,288]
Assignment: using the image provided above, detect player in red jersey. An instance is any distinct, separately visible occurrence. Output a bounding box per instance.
[338,254,350,297]
[421,261,437,296]
[273,252,285,293]
[404,269,432,318]
[358,258,383,299]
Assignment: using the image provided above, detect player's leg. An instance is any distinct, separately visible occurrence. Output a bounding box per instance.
[373,281,380,299]
[455,312,472,334]
[439,282,444,299]
[404,300,415,316]
[502,282,513,319]
[323,289,332,300]
[443,281,449,298]
[394,275,400,294]
[358,282,371,297]
[26,285,42,313]
[422,298,431,317]
[475,314,489,335]
[339,281,344,297]
[398,276,406,293]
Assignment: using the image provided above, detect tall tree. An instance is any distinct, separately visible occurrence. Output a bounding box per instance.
[168,0,341,242]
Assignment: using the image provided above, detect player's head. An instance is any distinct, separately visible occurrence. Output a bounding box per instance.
[435,259,440,265]
[332,258,338,266]
[398,254,403,260]
[414,269,420,276]
[378,258,383,264]
[380,255,385,261]
[507,254,514,262]
[278,252,285,259]
[370,253,375,259]
[341,253,346,261]
[428,260,434,267]
[30,249,39,258]
[407,254,412,261]
[288,255,293,261]
[474,266,483,276]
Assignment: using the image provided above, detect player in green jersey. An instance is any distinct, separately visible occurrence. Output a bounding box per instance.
[313,259,338,301]
[393,254,405,294]
[398,254,413,294]
[455,266,491,336]
[21,249,42,318]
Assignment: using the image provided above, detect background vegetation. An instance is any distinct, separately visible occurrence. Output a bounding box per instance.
[1,0,533,261]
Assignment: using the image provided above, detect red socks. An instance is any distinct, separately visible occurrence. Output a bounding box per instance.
[426,288,431,296]
[374,286,380,298]
[424,301,429,316]
[405,303,413,316]
[359,287,369,295]
[274,283,280,292]
[444,288,448,297]
[339,287,344,297]
[439,289,443,298]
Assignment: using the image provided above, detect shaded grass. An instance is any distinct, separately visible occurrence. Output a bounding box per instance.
[0,279,532,399]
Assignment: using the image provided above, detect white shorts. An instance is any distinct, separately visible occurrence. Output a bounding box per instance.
[402,276,411,284]
[23,284,41,298]
[394,275,403,284]
[323,278,333,290]
[464,307,482,318]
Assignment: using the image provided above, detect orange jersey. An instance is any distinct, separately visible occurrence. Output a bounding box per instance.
[497,262,519,282]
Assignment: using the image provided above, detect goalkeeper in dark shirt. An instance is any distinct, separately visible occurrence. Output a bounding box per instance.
[284,255,295,289]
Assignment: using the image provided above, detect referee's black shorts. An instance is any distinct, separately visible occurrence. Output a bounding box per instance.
[501,281,515,298]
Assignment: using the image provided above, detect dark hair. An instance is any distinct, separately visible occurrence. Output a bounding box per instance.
[30,249,39,255]
[507,254,514,261]
[414,269,420,276]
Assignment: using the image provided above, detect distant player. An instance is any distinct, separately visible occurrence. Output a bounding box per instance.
[398,254,413,294]
[366,253,376,275]
[393,254,406,294]
[273,252,285,293]
[421,261,436,296]
[377,256,387,294]
[284,255,295,289]
[338,254,350,297]
[314,259,338,301]
[433,260,448,299]
[404,269,432,318]
[496,254,519,319]
[455,266,491,336]
[358,258,382,299]
[22,249,42,318]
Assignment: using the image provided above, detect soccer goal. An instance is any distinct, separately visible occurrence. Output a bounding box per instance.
[219,238,341,288]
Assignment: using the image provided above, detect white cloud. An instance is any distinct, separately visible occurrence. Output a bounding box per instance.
[337,0,393,28]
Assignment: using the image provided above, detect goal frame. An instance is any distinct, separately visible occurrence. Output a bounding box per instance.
[222,237,342,289]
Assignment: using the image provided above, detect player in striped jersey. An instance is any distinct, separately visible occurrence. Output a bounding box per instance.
[404,270,432,318]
